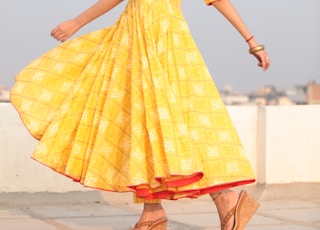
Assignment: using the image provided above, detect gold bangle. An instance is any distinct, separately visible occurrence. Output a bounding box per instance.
[249,45,265,54]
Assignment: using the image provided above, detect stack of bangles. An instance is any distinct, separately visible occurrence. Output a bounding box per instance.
[249,45,265,54]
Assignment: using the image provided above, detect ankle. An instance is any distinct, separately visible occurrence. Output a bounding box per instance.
[211,190,238,202]
[143,203,164,212]
[139,203,166,223]
[212,190,239,214]
[210,190,223,201]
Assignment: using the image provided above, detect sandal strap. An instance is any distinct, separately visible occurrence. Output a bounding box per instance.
[221,206,236,230]
[134,217,167,228]
[135,221,154,228]
[211,190,223,201]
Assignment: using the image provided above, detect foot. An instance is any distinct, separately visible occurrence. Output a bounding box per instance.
[210,190,239,230]
[131,203,166,230]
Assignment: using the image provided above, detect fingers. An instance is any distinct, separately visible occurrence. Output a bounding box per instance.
[263,56,271,71]
[261,54,270,71]
[50,25,69,42]
[51,32,68,42]
[254,51,270,71]
[259,56,270,71]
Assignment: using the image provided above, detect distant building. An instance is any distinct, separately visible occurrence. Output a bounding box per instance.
[306,82,320,104]
[277,96,295,106]
[220,81,320,106]
[295,81,320,105]
[285,89,306,105]
[0,85,10,102]
[249,85,295,106]
[219,85,250,105]
[220,85,297,106]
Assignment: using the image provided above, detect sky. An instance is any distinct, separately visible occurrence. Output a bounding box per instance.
[1,0,320,92]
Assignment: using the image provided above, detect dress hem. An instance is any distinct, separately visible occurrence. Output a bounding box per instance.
[31,156,255,200]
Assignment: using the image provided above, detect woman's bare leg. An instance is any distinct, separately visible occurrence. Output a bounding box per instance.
[132,190,239,230]
[132,197,166,230]
[210,190,239,230]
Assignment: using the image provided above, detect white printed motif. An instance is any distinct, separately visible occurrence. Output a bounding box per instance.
[132,149,145,161]
[177,124,188,136]
[193,84,204,95]
[70,40,82,51]
[158,108,170,120]
[112,88,124,101]
[200,116,211,126]
[149,130,157,141]
[86,63,98,74]
[208,147,219,157]
[157,41,165,53]
[227,162,239,174]
[40,91,52,103]
[21,101,32,111]
[53,63,65,74]
[62,82,73,91]
[133,126,143,137]
[73,54,86,63]
[36,143,47,154]
[117,112,128,125]
[32,72,44,81]
[60,103,70,115]
[122,140,131,151]
[49,124,59,136]
[182,158,193,171]
[98,121,109,132]
[164,141,174,152]
[121,33,129,47]
[161,20,169,32]
[186,52,198,63]
[88,30,102,39]
[73,144,82,155]
[101,144,112,157]
[152,77,161,88]
[219,131,231,141]
[85,173,98,185]
[106,169,115,180]
[212,100,224,111]
[28,121,40,134]
[184,99,193,109]
[190,130,199,140]
[173,35,180,45]
[133,173,144,184]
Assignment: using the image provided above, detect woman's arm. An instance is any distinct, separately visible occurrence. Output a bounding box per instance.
[51,0,123,42]
[211,0,270,71]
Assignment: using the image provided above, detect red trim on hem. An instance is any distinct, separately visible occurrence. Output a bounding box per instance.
[165,172,203,188]
[31,156,255,200]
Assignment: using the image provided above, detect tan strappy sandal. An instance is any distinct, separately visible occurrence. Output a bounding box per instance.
[214,190,259,230]
[131,217,168,230]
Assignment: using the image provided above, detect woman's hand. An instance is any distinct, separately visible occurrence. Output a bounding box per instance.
[252,50,270,71]
[50,19,82,42]
[247,40,270,71]
[211,0,271,71]
[50,0,123,43]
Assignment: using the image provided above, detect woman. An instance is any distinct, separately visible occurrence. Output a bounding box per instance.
[11,0,270,229]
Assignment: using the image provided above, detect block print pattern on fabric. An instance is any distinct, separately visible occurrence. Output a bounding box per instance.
[11,0,255,200]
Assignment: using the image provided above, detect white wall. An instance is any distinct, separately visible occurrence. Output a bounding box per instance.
[263,106,320,183]
[0,103,88,192]
[227,106,259,181]
[1,103,320,193]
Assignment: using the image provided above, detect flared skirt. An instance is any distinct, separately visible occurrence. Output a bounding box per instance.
[10,0,255,200]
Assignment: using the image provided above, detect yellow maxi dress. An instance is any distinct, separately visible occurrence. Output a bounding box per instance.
[10,0,255,200]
